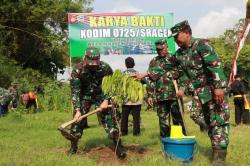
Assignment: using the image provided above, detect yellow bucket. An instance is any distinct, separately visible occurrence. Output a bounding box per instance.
[170,125,195,139]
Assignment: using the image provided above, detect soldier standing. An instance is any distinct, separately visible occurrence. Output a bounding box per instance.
[0,87,13,117]
[8,82,19,109]
[67,47,126,159]
[170,20,230,164]
[134,39,186,138]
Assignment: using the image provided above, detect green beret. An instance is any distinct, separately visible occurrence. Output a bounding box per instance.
[155,39,167,50]
[84,47,100,65]
[170,20,190,37]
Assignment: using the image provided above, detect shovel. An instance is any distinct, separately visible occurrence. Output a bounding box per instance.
[58,105,111,140]
[172,79,188,135]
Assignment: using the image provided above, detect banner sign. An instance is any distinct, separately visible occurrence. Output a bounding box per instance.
[68,12,175,57]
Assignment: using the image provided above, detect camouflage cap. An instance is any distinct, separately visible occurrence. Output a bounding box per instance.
[155,39,167,50]
[170,20,190,37]
[84,47,100,65]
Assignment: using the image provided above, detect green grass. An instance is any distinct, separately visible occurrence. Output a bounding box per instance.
[0,104,250,166]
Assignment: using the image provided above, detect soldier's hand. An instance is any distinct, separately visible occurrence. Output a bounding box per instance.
[147,97,154,106]
[177,89,185,98]
[98,99,109,112]
[130,73,147,80]
[214,89,225,104]
[73,108,81,122]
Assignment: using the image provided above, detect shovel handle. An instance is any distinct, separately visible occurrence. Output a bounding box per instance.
[172,79,189,135]
[60,105,112,128]
[35,99,39,109]
[60,119,77,129]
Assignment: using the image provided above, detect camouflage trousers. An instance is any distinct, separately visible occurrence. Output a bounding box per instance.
[190,96,230,149]
[71,99,121,141]
[156,100,186,138]
[189,95,205,125]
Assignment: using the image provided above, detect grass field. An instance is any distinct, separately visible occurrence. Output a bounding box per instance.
[0,104,250,166]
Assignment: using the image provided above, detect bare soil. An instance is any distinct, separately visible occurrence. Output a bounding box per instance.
[79,144,148,165]
[56,144,149,165]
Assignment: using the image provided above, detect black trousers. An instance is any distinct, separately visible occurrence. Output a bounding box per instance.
[121,105,141,135]
[26,99,37,109]
[234,99,250,125]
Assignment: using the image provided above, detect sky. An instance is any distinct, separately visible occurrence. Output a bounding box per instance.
[58,0,247,80]
[92,0,246,38]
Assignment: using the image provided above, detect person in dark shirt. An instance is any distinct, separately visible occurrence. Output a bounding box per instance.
[230,74,250,125]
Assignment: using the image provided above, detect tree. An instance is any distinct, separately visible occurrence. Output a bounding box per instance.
[0,0,93,78]
[211,18,250,81]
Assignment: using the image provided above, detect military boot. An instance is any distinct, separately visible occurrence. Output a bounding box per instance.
[113,139,126,159]
[212,148,227,166]
[68,140,78,155]
[67,133,81,155]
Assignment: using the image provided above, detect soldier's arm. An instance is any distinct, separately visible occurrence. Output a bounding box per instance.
[198,40,228,89]
[147,59,166,81]
[104,62,113,76]
[175,74,193,97]
[97,99,109,111]
[70,65,82,113]
[132,60,165,80]
[198,40,228,103]
[102,62,113,100]
[169,53,193,95]
[145,79,155,98]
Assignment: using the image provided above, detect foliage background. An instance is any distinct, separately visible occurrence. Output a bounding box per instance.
[0,2,250,165]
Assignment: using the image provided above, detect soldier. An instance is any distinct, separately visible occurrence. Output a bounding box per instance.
[144,77,156,112]
[8,82,19,109]
[67,47,126,159]
[134,39,186,138]
[0,87,13,117]
[170,20,230,164]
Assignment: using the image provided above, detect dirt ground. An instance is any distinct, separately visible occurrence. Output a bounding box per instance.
[79,144,148,165]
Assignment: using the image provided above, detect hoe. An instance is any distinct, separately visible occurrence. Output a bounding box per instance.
[58,105,111,140]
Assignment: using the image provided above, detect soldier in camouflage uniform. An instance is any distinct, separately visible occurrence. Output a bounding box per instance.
[144,77,156,111]
[170,20,230,164]
[135,39,187,138]
[8,82,19,109]
[68,47,126,159]
[0,87,13,117]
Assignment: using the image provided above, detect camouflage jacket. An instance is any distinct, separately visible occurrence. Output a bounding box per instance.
[147,54,177,101]
[0,87,13,106]
[171,37,228,104]
[8,86,19,102]
[70,61,113,110]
